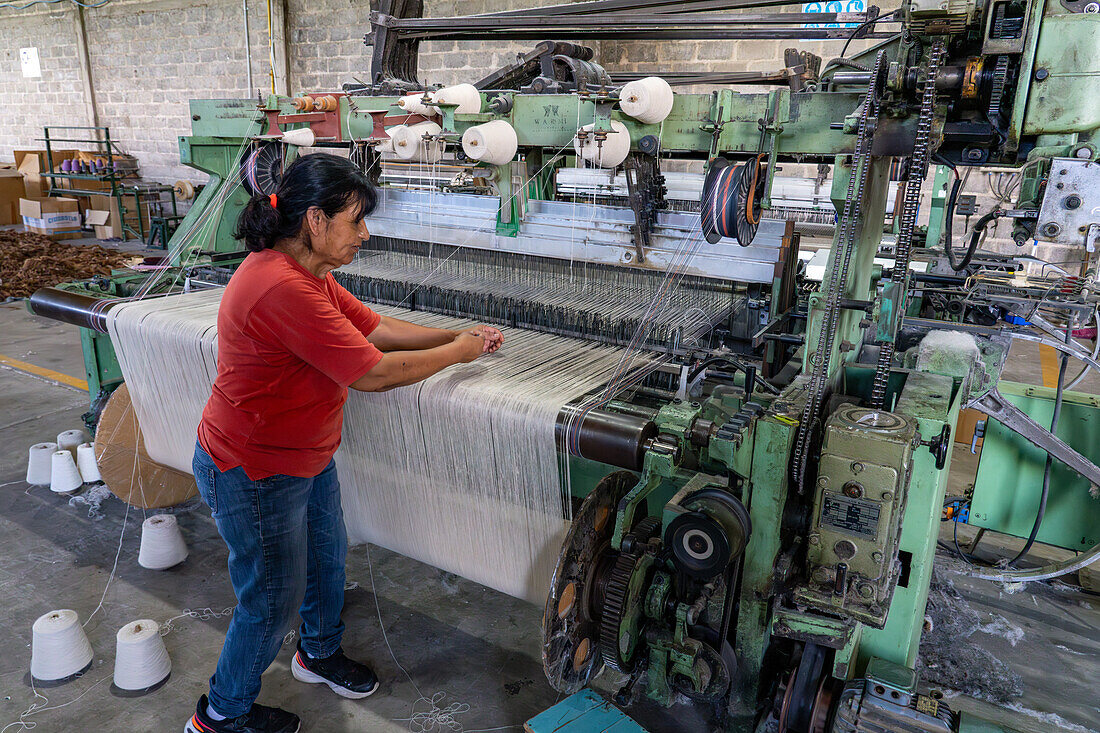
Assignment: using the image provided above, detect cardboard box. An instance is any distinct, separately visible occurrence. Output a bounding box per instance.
[85,208,115,239]
[0,168,25,225]
[87,193,124,239]
[14,149,82,197]
[20,197,82,239]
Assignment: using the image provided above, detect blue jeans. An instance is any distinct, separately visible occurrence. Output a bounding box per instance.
[193,442,348,717]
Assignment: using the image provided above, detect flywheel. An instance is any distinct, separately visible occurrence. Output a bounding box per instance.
[542,471,637,694]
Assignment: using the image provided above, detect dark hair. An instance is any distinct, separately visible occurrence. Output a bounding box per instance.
[234,152,378,252]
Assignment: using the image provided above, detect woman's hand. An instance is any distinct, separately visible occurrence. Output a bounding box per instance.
[453,331,489,363]
[463,326,504,354]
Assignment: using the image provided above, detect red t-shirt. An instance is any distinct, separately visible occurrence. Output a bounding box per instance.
[197,249,383,479]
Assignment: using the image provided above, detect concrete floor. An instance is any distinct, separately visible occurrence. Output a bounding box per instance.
[0,295,1098,732]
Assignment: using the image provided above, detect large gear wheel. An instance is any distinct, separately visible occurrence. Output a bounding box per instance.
[599,551,641,671]
[987,55,1010,124]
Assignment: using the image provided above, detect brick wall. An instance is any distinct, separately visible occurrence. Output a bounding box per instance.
[0,6,89,164]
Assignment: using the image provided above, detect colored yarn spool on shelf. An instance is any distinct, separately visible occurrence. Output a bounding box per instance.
[50,450,83,494]
[430,83,482,114]
[619,76,675,125]
[93,383,198,509]
[77,442,101,483]
[30,609,94,685]
[573,121,631,169]
[293,95,314,112]
[391,121,444,163]
[26,442,57,485]
[461,120,518,166]
[314,95,339,112]
[138,514,189,570]
[113,619,171,695]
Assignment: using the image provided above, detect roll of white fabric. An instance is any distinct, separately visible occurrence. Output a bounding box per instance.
[430,83,481,114]
[281,127,316,147]
[461,120,518,166]
[391,121,444,163]
[50,450,83,494]
[397,92,432,116]
[76,442,101,483]
[619,76,675,125]
[138,514,189,570]
[113,619,171,693]
[26,442,57,485]
[31,609,94,683]
[57,429,87,457]
[573,120,631,168]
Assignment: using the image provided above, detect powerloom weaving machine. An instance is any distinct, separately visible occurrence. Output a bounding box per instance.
[26,0,1100,730]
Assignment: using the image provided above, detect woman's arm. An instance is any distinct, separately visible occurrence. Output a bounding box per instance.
[350,331,486,392]
[368,315,504,354]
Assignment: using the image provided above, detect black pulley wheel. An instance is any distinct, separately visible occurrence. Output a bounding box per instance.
[666,511,732,579]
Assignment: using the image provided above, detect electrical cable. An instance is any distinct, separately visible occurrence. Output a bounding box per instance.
[840,9,898,58]
[1006,326,1069,567]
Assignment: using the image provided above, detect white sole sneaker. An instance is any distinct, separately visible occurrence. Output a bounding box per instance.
[291,653,379,700]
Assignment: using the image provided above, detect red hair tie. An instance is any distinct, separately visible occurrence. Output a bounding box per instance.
[269,193,278,209]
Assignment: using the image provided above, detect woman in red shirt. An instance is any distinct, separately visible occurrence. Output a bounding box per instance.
[186,153,502,733]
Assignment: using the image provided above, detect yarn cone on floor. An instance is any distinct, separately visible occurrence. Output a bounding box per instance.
[31,609,94,684]
[113,619,171,694]
[49,450,83,494]
[138,514,188,570]
[76,442,101,483]
[26,442,57,485]
[56,429,87,458]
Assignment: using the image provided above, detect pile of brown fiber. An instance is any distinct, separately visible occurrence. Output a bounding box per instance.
[0,230,130,300]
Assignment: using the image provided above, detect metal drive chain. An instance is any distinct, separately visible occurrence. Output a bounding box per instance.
[868,41,946,409]
[792,51,888,493]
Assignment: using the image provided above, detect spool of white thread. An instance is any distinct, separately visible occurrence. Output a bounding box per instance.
[573,120,631,168]
[376,125,402,154]
[461,120,518,166]
[391,121,444,163]
[57,429,87,458]
[31,609,94,684]
[619,76,675,124]
[76,442,102,483]
[429,83,481,114]
[281,127,316,147]
[113,619,171,694]
[26,442,57,485]
[397,92,432,116]
[138,514,189,570]
[50,450,83,494]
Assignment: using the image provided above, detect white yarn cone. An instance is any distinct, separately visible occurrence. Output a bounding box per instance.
[281,127,316,147]
[573,120,631,168]
[113,619,171,693]
[57,429,87,457]
[49,451,83,494]
[619,76,675,124]
[376,125,401,154]
[26,442,57,485]
[76,442,101,483]
[397,92,432,116]
[429,83,481,114]
[391,121,444,163]
[138,514,189,570]
[461,120,518,166]
[31,609,94,683]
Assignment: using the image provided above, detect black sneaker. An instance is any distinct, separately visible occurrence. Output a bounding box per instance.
[184,694,300,733]
[291,641,379,699]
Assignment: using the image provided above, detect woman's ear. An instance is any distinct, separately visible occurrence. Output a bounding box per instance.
[305,206,327,242]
